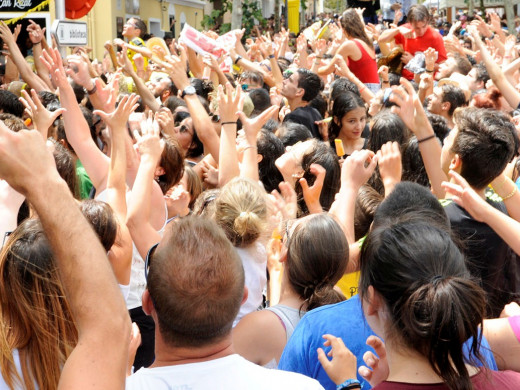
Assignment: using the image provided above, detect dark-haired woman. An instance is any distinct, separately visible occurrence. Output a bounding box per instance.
[318,219,520,390]
[233,214,348,368]
[329,92,368,156]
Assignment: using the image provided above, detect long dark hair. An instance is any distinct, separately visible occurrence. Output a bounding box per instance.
[341,9,373,48]
[328,92,365,146]
[359,218,486,390]
[286,214,348,312]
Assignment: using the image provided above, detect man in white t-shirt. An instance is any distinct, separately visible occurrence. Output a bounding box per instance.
[126,216,323,390]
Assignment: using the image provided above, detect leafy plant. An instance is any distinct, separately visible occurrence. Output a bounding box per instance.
[242,0,266,36]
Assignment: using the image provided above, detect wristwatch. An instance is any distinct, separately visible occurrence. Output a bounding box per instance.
[181,86,196,98]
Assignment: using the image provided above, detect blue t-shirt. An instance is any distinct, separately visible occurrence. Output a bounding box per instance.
[278,295,498,390]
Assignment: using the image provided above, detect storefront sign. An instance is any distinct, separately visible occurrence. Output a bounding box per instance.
[0,0,49,12]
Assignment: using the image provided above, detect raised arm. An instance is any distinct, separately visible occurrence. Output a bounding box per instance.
[27,21,53,90]
[218,83,242,186]
[0,122,130,390]
[94,94,140,286]
[0,22,49,92]
[163,54,221,163]
[390,78,447,198]
[42,49,110,190]
[469,26,520,109]
[126,115,164,258]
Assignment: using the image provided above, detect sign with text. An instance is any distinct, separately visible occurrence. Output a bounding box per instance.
[0,0,49,13]
[52,20,87,46]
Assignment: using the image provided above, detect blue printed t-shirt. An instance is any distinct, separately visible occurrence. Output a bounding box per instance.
[278,295,498,390]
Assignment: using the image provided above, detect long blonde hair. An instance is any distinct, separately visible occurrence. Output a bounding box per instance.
[0,219,77,390]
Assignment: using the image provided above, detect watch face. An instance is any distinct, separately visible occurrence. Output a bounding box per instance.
[184,86,196,95]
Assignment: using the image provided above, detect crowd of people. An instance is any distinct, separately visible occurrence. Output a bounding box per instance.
[1,3,520,389]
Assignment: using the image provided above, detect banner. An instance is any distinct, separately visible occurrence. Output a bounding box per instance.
[1,0,50,25]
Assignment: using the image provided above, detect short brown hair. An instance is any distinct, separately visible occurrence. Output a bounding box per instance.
[147,216,244,347]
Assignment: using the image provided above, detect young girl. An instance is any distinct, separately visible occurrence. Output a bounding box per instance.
[214,177,268,326]
[329,92,368,156]
[233,214,348,368]
[318,218,520,389]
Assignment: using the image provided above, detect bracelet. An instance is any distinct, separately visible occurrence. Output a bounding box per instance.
[359,86,366,93]
[425,69,434,73]
[417,134,436,144]
[221,121,237,126]
[243,145,257,151]
[502,185,518,201]
[87,80,97,95]
[316,56,323,59]
[234,56,242,65]
[491,175,509,193]
[33,41,42,45]
[382,80,389,84]
[337,378,361,390]
[489,33,495,40]
[268,54,275,59]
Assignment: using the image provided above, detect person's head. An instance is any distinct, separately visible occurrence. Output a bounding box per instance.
[436,54,472,80]
[402,137,430,188]
[145,216,245,348]
[214,178,267,248]
[329,78,360,105]
[190,78,213,101]
[0,113,25,132]
[470,86,502,111]
[180,164,203,209]
[367,111,410,153]
[257,129,285,193]
[239,71,264,92]
[0,219,77,390]
[123,17,147,39]
[148,75,177,102]
[156,136,185,194]
[354,185,384,241]
[359,218,485,390]
[192,189,220,219]
[49,139,80,199]
[164,96,187,113]
[427,84,466,118]
[282,68,322,103]
[466,64,489,92]
[80,200,118,252]
[308,93,328,118]
[0,90,24,118]
[441,108,516,189]
[407,5,430,37]
[276,122,313,148]
[248,88,271,116]
[173,116,203,159]
[329,91,366,142]
[341,9,372,47]
[283,214,348,312]
[426,112,451,143]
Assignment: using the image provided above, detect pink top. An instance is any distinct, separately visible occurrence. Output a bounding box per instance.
[347,39,380,84]
[508,315,520,342]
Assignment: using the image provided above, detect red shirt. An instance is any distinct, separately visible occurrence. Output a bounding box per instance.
[347,40,380,84]
[395,24,447,80]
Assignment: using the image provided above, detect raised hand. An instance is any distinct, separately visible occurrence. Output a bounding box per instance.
[358,336,389,387]
[389,78,430,136]
[20,89,65,138]
[237,105,279,145]
[66,54,93,88]
[341,149,378,192]
[134,112,165,162]
[93,93,140,132]
[270,181,298,221]
[424,47,438,71]
[317,334,358,385]
[164,184,190,218]
[218,82,243,123]
[376,141,402,195]
[27,20,45,44]
[41,47,69,88]
[0,22,17,47]
[299,163,325,214]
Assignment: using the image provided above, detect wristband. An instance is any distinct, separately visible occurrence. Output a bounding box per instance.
[417,134,436,144]
[243,145,257,151]
[87,80,97,95]
[33,41,42,45]
[489,33,495,40]
[382,80,389,84]
[425,69,434,73]
[337,378,361,390]
[268,54,275,59]
[234,56,242,65]
[221,121,237,126]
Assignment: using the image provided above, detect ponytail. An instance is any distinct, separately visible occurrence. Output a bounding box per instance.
[400,277,486,390]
